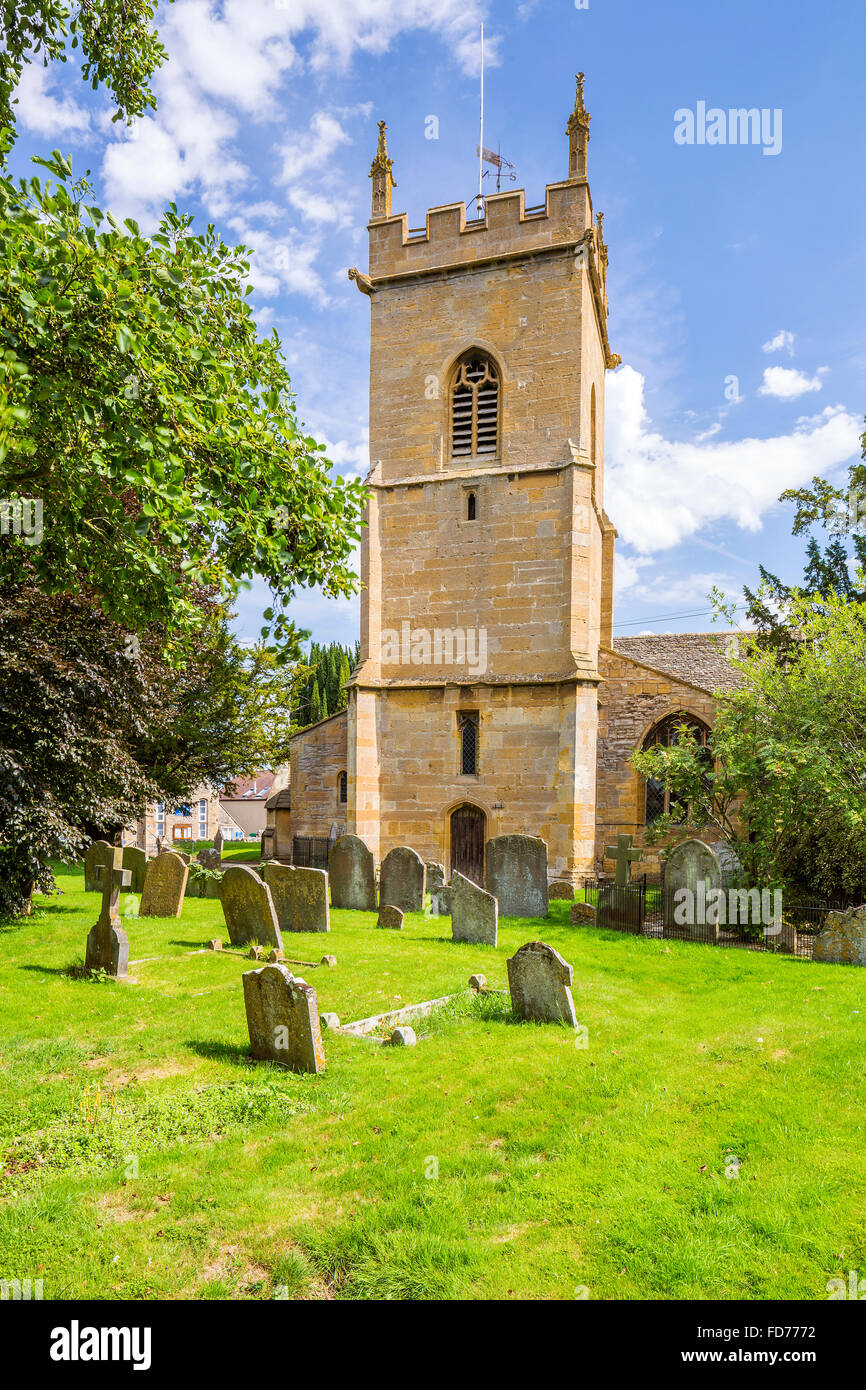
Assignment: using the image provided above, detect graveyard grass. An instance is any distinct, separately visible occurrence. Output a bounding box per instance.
[1,864,864,1302]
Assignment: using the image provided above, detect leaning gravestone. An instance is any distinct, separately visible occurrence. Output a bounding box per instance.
[450,871,498,947]
[139,851,188,918]
[329,834,377,911]
[262,863,330,934]
[507,941,577,1027]
[197,847,222,871]
[85,849,132,978]
[663,839,723,940]
[219,864,282,950]
[379,846,426,913]
[242,963,326,1073]
[485,835,549,918]
[812,905,866,966]
[84,840,114,892]
[122,846,147,894]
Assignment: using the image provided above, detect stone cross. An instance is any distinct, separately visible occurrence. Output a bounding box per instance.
[85,849,132,977]
[604,833,642,887]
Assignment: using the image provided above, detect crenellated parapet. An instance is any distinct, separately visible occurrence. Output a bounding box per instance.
[367,179,592,282]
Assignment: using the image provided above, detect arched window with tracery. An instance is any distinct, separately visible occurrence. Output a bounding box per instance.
[451,352,500,459]
[642,713,711,826]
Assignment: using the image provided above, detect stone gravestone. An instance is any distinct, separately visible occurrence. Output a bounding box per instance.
[662,839,723,941]
[197,847,222,871]
[812,905,866,966]
[84,839,114,892]
[507,941,577,1027]
[329,834,377,911]
[213,827,224,855]
[242,962,326,1073]
[122,846,147,894]
[85,850,131,978]
[485,835,549,918]
[220,864,282,950]
[377,904,404,930]
[549,879,574,901]
[139,850,188,918]
[429,886,451,916]
[379,846,426,913]
[426,862,446,893]
[450,871,498,947]
[261,863,330,934]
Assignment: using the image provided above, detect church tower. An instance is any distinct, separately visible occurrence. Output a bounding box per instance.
[346,76,619,884]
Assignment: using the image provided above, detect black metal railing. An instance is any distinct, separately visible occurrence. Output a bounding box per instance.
[582,877,850,959]
[292,836,330,870]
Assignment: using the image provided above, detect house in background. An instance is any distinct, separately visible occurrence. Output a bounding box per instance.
[128,767,288,853]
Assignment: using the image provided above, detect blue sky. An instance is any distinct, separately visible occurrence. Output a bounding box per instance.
[12,0,866,644]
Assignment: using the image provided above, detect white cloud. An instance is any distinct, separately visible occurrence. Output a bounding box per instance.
[758,365,827,399]
[605,366,860,555]
[761,329,795,355]
[321,430,369,478]
[100,0,494,230]
[13,65,90,137]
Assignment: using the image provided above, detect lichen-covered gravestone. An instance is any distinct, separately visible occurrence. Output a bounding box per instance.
[507,941,577,1027]
[485,835,549,918]
[379,846,426,913]
[548,879,574,902]
[139,851,188,918]
[663,839,723,940]
[328,834,377,911]
[261,863,330,933]
[219,864,282,950]
[84,839,114,892]
[450,871,498,947]
[242,963,326,1073]
[197,847,222,871]
[122,846,147,894]
[85,849,132,978]
[812,905,866,966]
[377,904,404,930]
[426,862,446,892]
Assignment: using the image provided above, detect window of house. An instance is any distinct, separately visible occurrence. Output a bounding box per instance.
[339,771,348,804]
[451,352,500,458]
[198,798,207,838]
[642,714,711,826]
[459,713,479,776]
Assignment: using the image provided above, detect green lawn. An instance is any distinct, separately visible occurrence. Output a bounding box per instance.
[1,861,864,1300]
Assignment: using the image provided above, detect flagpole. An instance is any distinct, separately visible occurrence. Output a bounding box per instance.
[478,23,484,215]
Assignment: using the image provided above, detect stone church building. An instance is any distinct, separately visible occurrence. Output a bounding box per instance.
[281,77,738,887]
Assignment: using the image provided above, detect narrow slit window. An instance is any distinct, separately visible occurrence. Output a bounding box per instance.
[338,771,348,804]
[459,714,479,775]
[451,353,500,458]
[467,492,476,521]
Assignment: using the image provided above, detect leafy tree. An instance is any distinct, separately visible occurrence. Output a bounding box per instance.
[0,1,169,136]
[294,639,359,727]
[743,417,866,647]
[0,581,307,915]
[633,588,866,898]
[0,152,366,659]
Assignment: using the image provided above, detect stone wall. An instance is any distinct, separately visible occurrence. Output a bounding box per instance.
[289,710,348,842]
[595,643,721,872]
[348,679,598,880]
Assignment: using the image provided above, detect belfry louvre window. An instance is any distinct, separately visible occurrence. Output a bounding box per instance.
[451,353,500,458]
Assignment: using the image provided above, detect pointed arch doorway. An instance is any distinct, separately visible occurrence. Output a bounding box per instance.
[449,803,486,886]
